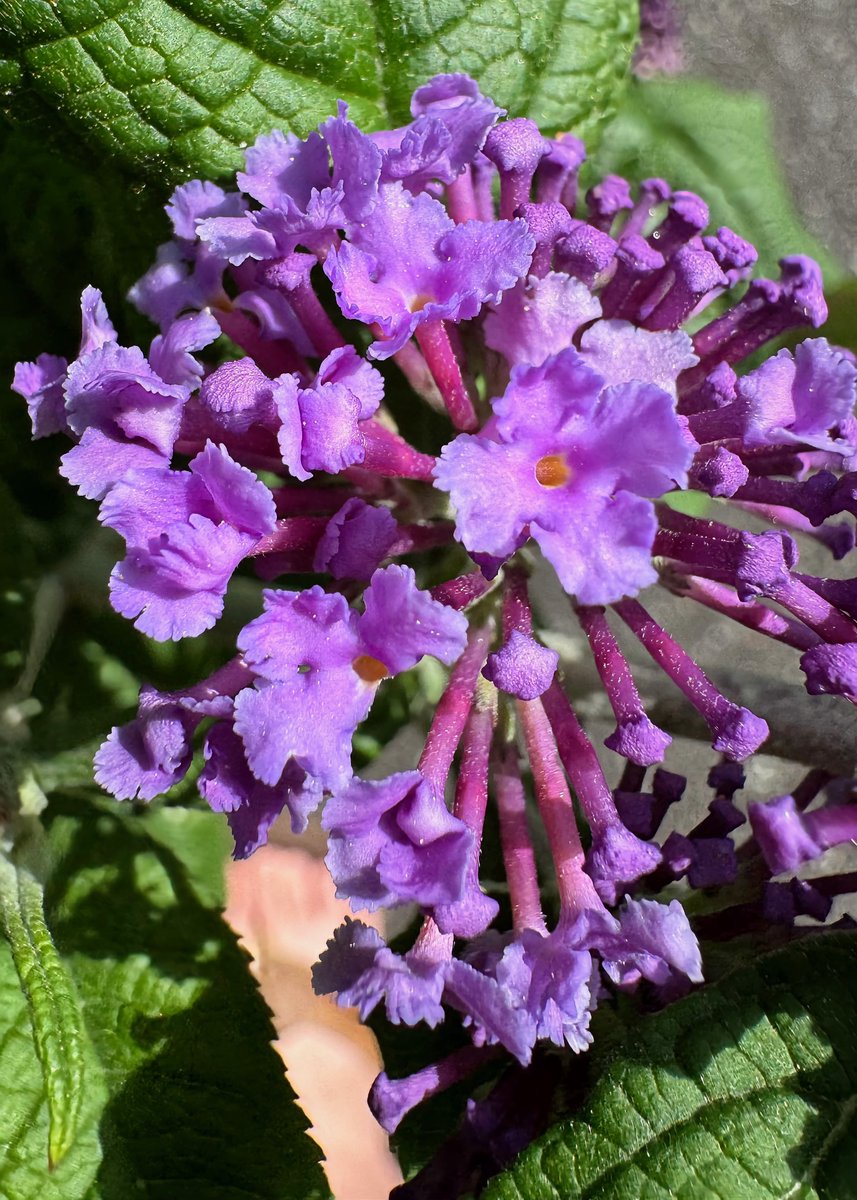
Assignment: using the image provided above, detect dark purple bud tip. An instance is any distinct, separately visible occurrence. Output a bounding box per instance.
[711,706,769,761]
[483,630,558,700]
[690,361,738,412]
[586,175,634,228]
[778,255,828,328]
[604,713,672,766]
[653,767,687,803]
[685,837,737,888]
[705,796,745,835]
[735,531,798,600]
[483,118,548,175]
[671,243,727,293]
[822,522,857,561]
[615,232,666,276]
[801,643,857,697]
[585,825,661,905]
[660,831,694,876]
[639,177,673,207]
[763,878,832,924]
[555,221,618,287]
[707,760,745,796]
[653,190,709,250]
[702,227,758,279]
[614,792,659,841]
[541,132,586,173]
[516,202,575,249]
[689,446,748,497]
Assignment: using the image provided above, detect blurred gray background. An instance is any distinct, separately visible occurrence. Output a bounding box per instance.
[682,0,857,271]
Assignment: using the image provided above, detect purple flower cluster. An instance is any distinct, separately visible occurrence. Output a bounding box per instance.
[15,73,857,1141]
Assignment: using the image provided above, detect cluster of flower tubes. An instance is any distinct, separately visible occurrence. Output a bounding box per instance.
[14,73,857,1142]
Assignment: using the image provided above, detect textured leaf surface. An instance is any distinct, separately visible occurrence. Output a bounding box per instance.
[591,78,843,281]
[0,795,328,1199]
[0,937,105,1199]
[485,933,857,1200]
[0,0,637,183]
[0,855,86,1169]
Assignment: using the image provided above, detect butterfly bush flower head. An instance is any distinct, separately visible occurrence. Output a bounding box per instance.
[16,72,857,1156]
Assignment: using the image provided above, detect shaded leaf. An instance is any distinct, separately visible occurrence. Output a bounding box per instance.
[0,936,105,1198]
[0,0,637,185]
[0,854,86,1168]
[485,932,857,1200]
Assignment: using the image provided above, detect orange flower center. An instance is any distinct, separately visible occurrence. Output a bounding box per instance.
[409,293,433,313]
[352,654,390,684]
[534,454,571,488]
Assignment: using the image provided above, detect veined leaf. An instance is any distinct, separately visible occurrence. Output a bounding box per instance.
[485,933,857,1200]
[0,853,86,1168]
[0,0,637,183]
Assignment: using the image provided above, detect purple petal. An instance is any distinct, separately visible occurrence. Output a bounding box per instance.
[533,491,659,605]
[274,374,311,481]
[61,428,166,500]
[237,586,359,681]
[324,772,472,910]
[444,957,536,1064]
[12,354,70,439]
[316,345,384,420]
[198,722,321,852]
[582,380,694,497]
[238,129,330,208]
[312,917,386,997]
[79,286,117,355]
[359,564,469,673]
[484,273,602,368]
[585,825,662,905]
[319,103,383,222]
[197,358,280,434]
[166,179,247,240]
[148,311,221,390]
[313,498,398,580]
[297,381,364,475]
[64,342,186,457]
[801,642,857,697]
[196,214,279,265]
[434,435,536,560]
[94,686,197,800]
[234,673,367,792]
[187,440,276,536]
[491,349,605,443]
[579,319,697,398]
[326,184,533,358]
[748,794,824,874]
[601,897,703,988]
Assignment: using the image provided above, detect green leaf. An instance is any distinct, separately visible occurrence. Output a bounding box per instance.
[591,78,844,283]
[0,937,106,1198]
[0,854,86,1168]
[0,0,638,185]
[485,932,857,1200]
[0,794,329,1199]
